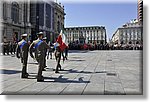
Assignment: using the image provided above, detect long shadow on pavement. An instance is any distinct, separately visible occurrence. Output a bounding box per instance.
[59,69,107,74]
[0,69,21,74]
[43,75,90,83]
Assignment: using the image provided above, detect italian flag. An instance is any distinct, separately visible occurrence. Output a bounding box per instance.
[54,30,68,51]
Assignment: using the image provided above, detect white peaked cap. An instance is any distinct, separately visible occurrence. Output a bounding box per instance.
[21,34,28,37]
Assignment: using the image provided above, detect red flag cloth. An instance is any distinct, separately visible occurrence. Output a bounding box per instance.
[56,33,67,51]
[56,34,62,44]
[83,44,88,50]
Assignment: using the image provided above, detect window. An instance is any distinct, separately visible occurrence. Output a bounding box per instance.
[46,3,51,28]
[39,3,44,26]
[11,2,19,23]
[3,2,7,20]
[57,21,60,32]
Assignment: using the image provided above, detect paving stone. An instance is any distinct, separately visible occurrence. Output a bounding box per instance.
[121,80,141,89]
[90,74,105,84]
[104,82,125,95]
[124,88,142,95]
[17,82,52,95]
[82,83,104,95]
[60,74,91,95]
[105,76,121,83]
[37,83,69,95]
[2,80,37,94]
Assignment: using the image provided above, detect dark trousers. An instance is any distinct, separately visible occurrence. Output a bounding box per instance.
[47,51,52,59]
[3,45,9,55]
[44,58,46,67]
[55,54,61,72]
[44,54,47,68]
[37,54,44,80]
[21,57,28,76]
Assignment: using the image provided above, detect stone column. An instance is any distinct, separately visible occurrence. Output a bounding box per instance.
[27,0,31,34]
[7,3,12,23]
[51,4,53,30]
[27,0,30,23]
[20,3,24,25]
[135,29,137,42]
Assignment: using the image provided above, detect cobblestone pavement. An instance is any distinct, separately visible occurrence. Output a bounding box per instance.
[0,50,143,95]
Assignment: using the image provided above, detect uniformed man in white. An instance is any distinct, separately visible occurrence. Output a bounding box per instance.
[16,34,29,78]
[29,32,51,82]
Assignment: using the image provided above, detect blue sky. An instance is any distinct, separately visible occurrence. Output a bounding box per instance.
[61,1,137,40]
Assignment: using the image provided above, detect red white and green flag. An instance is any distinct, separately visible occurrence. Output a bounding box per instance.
[54,30,68,51]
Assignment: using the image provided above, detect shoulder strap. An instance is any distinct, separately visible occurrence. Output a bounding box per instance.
[19,41,27,49]
[34,40,43,49]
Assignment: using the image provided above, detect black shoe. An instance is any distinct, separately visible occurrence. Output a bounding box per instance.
[21,73,29,78]
[44,66,47,68]
[25,73,29,76]
[37,76,44,82]
[55,71,59,73]
[42,68,46,71]
[60,69,64,71]
[37,79,44,82]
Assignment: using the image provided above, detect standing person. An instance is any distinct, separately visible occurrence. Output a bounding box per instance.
[29,32,51,82]
[9,41,13,55]
[47,41,53,59]
[3,36,9,55]
[42,37,47,71]
[12,41,17,54]
[16,34,29,78]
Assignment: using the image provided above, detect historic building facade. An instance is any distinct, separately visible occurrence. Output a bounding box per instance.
[53,2,65,42]
[111,20,143,45]
[111,0,143,46]
[1,0,31,42]
[30,0,55,42]
[1,0,65,43]
[64,26,107,44]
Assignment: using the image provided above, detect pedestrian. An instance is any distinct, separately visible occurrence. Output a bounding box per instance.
[29,32,51,82]
[16,34,29,78]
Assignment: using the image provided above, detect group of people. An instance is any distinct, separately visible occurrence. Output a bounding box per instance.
[68,42,143,50]
[1,37,17,55]
[16,32,68,82]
